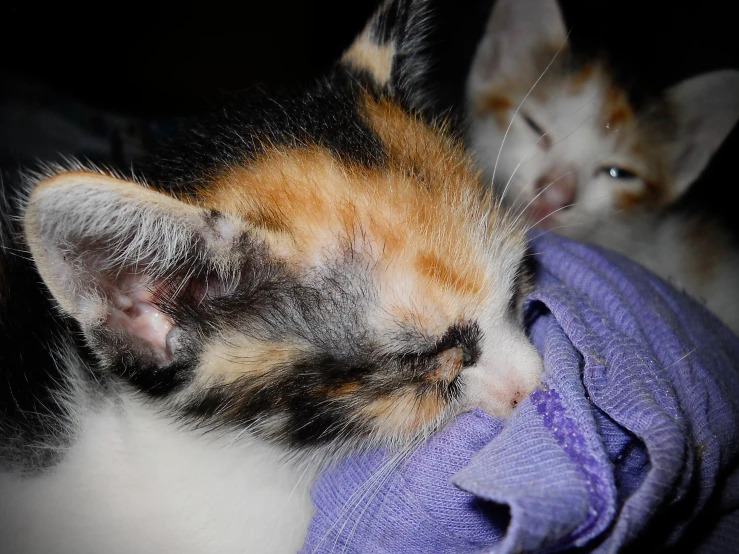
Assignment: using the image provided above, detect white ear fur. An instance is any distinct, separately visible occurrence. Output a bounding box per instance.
[665,69,739,199]
[24,171,243,362]
[467,0,568,95]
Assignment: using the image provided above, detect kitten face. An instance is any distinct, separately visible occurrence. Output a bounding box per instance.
[466,0,739,231]
[22,0,542,453]
[469,62,658,228]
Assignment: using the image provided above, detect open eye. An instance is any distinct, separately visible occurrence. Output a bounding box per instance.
[602,166,638,180]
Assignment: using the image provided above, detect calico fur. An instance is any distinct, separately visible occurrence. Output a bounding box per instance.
[0,1,543,552]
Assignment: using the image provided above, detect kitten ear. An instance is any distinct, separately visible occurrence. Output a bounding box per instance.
[664,69,739,199]
[467,0,568,96]
[24,170,248,375]
[340,0,433,110]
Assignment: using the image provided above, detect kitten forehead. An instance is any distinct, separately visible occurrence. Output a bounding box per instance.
[530,64,670,195]
[192,95,526,322]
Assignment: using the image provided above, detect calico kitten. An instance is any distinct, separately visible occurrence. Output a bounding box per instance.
[466,0,739,334]
[0,1,542,552]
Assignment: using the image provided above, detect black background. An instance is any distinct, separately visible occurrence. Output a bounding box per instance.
[2,1,737,115]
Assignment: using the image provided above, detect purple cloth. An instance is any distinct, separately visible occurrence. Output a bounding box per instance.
[300,233,739,553]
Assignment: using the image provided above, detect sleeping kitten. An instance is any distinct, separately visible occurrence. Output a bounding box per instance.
[466,0,739,334]
[0,1,542,552]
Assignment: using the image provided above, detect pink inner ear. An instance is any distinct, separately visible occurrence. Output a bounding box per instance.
[105,277,175,363]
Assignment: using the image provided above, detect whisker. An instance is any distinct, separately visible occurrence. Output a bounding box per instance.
[528,221,588,241]
[312,445,413,553]
[338,441,420,554]
[524,189,617,234]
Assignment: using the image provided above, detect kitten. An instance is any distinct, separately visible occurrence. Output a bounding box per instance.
[466,0,739,334]
[0,1,542,552]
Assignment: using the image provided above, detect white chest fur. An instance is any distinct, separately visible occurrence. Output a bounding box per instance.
[0,397,316,554]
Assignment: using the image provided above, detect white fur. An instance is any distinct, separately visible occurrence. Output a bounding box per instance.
[463,320,543,416]
[0,393,315,554]
[24,172,247,324]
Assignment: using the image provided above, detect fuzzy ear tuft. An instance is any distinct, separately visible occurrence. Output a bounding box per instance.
[664,69,739,199]
[24,171,248,368]
[340,0,434,110]
[467,0,568,97]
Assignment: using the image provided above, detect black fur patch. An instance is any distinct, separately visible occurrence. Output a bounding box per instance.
[366,0,435,113]
[142,1,438,196]
[144,74,389,197]
[434,321,482,367]
[511,243,538,322]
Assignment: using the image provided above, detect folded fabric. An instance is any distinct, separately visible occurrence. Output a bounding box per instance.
[300,233,739,554]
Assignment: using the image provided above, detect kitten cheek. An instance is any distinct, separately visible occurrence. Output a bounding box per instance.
[357,388,448,439]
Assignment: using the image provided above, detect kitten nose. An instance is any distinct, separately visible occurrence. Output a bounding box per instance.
[531,170,576,225]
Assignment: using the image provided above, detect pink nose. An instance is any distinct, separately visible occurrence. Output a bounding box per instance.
[530,171,576,227]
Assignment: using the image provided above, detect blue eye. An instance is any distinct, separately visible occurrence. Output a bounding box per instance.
[604,167,637,180]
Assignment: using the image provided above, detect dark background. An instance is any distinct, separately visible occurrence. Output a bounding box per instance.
[2,0,738,115]
[1,0,738,218]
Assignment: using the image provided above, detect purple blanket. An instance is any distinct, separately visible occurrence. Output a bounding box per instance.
[300,233,739,553]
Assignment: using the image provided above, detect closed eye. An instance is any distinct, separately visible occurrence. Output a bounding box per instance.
[521,113,551,150]
[601,166,638,180]
[400,322,482,372]
[435,322,481,365]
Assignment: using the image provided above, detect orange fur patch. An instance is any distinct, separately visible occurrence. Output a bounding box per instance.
[570,64,595,93]
[197,337,306,385]
[477,93,512,115]
[328,382,361,397]
[472,90,514,128]
[603,86,634,129]
[416,252,483,296]
[616,178,668,211]
[359,388,443,435]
